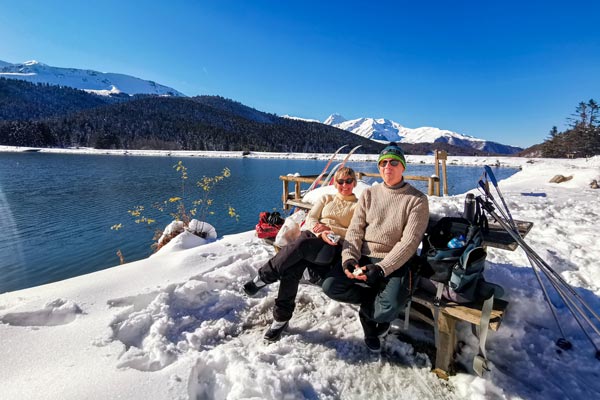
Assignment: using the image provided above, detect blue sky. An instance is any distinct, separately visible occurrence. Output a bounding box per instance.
[1,0,599,147]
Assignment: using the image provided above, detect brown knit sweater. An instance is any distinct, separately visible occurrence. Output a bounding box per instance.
[304,193,358,238]
[342,181,429,276]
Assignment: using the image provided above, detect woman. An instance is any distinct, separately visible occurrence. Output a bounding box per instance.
[243,167,359,341]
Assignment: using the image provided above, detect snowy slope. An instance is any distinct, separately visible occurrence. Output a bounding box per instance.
[0,60,185,97]
[324,114,522,154]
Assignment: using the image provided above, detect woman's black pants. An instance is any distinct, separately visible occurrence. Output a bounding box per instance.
[258,230,338,322]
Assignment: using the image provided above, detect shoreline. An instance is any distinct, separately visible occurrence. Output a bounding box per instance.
[0,144,552,168]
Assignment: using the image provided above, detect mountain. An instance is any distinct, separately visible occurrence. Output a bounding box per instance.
[0,77,115,121]
[324,114,522,155]
[0,60,184,97]
[0,79,382,153]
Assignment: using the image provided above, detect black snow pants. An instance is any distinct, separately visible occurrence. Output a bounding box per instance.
[258,230,340,322]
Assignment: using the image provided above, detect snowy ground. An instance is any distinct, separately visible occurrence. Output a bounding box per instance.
[0,148,599,399]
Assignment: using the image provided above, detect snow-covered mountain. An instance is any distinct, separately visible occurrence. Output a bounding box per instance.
[0,60,184,97]
[324,114,521,154]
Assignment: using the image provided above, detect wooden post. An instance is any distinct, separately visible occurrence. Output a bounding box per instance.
[436,150,448,196]
[433,312,457,379]
[282,179,289,210]
[434,151,441,196]
[295,181,301,200]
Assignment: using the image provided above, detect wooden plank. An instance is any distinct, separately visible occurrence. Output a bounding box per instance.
[483,219,534,251]
[411,289,507,331]
[285,199,313,210]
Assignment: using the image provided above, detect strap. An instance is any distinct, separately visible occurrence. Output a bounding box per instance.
[404,299,412,330]
[473,294,494,376]
[433,282,445,346]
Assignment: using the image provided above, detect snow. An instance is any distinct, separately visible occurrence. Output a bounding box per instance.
[323,114,521,154]
[1,148,599,399]
[0,60,185,97]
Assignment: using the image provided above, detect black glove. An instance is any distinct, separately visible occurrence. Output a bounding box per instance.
[364,264,385,286]
[342,259,358,274]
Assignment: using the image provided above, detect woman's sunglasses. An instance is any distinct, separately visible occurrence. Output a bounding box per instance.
[378,159,401,168]
[336,178,355,185]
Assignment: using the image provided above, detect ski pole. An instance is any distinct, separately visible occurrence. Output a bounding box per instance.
[484,166,516,226]
[477,187,600,325]
[477,193,572,348]
[479,199,600,354]
[532,255,600,356]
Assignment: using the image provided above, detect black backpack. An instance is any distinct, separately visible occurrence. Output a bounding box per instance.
[421,216,488,302]
[416,196,504,376]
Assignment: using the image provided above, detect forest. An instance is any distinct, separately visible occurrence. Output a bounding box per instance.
[0,78,546,156]
[541,99,600,158]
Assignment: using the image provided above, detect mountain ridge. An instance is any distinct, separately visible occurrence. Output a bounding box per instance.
[323,114,522,155]
[0,60,184,97]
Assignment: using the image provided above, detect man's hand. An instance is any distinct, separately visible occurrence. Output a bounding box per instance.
[342,259,358,278]
[363,264,385,286]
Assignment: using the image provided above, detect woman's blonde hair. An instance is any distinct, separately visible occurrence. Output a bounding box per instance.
[334,167,356,182]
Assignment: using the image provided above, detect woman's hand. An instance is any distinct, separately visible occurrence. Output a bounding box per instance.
[320,231,338,246]
[313,223,331,234]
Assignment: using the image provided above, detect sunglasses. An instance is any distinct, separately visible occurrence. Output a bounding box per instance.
[336,178,355,185]
[378,159,401,168]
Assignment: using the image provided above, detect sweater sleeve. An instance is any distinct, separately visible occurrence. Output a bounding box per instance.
[341,189,369,263]
[377,194,429,275]
[303,195,328,235]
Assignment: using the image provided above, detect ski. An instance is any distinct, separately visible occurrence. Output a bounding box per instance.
[306,145,348,192]
[322,145,362,187]
[321,163,342,187]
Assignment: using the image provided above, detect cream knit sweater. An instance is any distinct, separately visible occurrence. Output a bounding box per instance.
[342,181,429,276]
[304,193,358,238]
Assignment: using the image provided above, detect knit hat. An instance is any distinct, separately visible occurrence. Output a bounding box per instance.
[377,142,406,168]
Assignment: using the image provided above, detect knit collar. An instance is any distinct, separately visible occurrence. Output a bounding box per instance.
[384,179,406,190]
[335,192,358,201]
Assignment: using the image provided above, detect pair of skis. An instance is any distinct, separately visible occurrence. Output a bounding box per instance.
[478,166,600,359]
[306,145,361,193]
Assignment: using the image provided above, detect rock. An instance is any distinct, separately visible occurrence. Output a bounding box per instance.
[591,180,599,189]
[549,175,573,183]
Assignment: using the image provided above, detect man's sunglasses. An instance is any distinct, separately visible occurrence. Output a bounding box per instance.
[336,178,355,185]
[378,159,401,168]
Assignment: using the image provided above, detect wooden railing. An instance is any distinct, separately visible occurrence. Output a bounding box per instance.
[279,150,450,210]
[280,172,441,210]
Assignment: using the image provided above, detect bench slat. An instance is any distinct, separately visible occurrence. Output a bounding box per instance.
[411,289,507,331]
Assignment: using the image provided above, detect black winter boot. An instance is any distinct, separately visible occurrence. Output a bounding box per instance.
[243,275,267,296]
[359,313,381,353]
[264,320,289,341]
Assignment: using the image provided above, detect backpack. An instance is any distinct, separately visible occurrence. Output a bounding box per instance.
[255,211,284,239]
[421,217,489,303]
[417,197,504,377]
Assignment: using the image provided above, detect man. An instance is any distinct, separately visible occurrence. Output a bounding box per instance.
[322,142,429,352]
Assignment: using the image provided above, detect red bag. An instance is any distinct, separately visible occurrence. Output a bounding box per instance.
[255,212,283,239]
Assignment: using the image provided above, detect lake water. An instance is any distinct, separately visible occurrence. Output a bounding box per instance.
[0,152,517,294]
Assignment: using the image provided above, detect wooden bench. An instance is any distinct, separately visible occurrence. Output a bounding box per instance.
[400,289,508,379]
[279,195,528,377]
